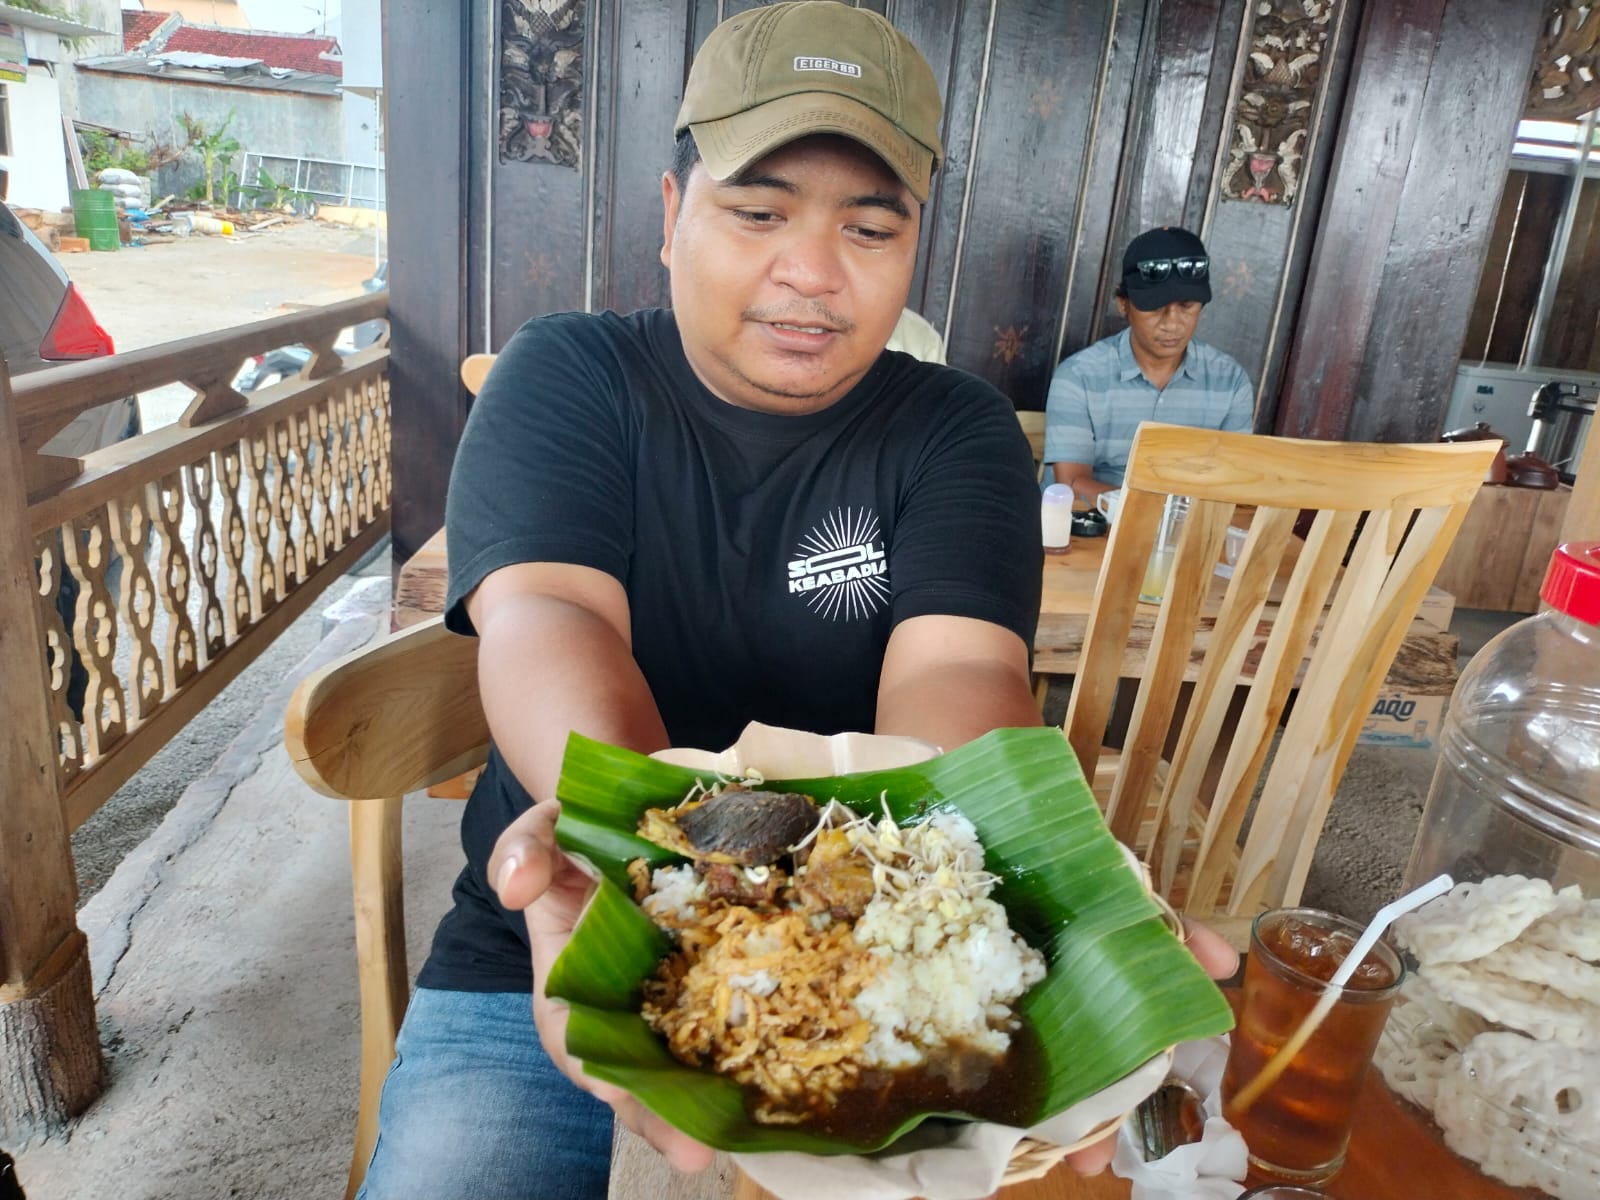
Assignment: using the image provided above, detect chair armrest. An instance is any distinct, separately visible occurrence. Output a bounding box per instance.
[285,615,490,800]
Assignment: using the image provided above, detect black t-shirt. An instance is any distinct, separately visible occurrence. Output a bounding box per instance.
[418,308,1042,991]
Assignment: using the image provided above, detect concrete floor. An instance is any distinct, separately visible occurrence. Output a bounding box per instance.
[1300,606,1519,922]
[16,572,465,1200]
[10,595,1525,1198]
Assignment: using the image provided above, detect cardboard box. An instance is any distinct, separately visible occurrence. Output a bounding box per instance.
[1416,585,1456,633]
[1357,690,1446,748]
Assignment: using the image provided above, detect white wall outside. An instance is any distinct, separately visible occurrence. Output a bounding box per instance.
[74,71,341,198]
[341,89,381,166]
[338,0,381,167]
[56,0,125,119]
[339,0,380,90]
[1,65,69,210]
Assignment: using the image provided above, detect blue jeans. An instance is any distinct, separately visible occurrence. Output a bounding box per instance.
[356,988,614,1200]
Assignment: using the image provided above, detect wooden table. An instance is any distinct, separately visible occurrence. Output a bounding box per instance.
[393,527,1458,698]
[1033,532,1459,695]
[610,996,1531,1200]
[1432,482,1572,612]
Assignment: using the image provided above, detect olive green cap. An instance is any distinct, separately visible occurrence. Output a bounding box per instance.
[674,1,944,202]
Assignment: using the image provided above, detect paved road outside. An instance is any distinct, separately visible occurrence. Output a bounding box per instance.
[52,217,390,905]
[62,218,380,348]
[62,218,382,430]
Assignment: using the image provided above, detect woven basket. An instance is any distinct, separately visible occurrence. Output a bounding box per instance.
[999,1113,1127,1186]
[997,885,1187,1188]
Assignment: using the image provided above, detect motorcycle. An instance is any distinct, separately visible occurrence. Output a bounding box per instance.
[235,262,387,392]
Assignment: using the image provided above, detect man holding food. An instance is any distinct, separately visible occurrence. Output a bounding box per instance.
[356,6,1236,1198]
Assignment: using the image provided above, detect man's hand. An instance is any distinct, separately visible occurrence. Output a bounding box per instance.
[1061,918,1239,1176]
[490,799,1239,1182]
[1051,460,1113,502]
[489,799,715,1174]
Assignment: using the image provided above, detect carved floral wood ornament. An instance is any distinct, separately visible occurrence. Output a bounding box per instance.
[1221,0,1338,207]
[500,0,586,167]
[1528,4,1600,120]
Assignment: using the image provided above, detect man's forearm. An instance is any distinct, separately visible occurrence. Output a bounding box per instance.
[475,592,668,802]
[1051,461,1112,500]
[875,659,1042,751]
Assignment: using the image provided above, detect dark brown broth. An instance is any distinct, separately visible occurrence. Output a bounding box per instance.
[766,1018,1047,1144]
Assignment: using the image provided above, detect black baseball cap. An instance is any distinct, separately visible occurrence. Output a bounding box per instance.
[1121,226,1212,311]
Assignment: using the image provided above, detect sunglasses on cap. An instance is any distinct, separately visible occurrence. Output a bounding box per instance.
[1130,256,1209,283]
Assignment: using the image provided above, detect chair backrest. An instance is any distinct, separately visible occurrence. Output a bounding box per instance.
[1017,410,1046,484]
[284,615,487,1199]
[1063,423,1493,927]
[460,353,496,397]
[285,616,487,800]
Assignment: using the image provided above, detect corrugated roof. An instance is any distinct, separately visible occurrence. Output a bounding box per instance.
[0,1,111,37]
[151,50,263,69]
[164,27,341,77]
[75,53,341,96]
[122,9,171,52]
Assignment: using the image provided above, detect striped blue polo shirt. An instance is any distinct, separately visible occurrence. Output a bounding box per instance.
[1043,327,1255,486]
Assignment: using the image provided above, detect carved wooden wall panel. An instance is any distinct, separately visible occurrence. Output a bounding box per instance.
[1528,3,1600,119]
[1277,0,1546,444]
[500,0,587,167]
[1201,0,1359,426]
[1220,0,1339,207]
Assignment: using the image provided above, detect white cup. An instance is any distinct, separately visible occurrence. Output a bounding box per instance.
[1096,488,1124,525]
[1041,484,1074,554]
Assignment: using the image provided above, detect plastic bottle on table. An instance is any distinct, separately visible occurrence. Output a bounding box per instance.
[1403,541,1600,894]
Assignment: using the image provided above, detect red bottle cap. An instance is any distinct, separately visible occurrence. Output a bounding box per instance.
[1540,542,1600,625]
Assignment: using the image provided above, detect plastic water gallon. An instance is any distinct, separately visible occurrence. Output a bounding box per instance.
[1403,541,1600,894]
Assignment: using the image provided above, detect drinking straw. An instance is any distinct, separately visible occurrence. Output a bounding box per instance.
[1224,873,1454,1120]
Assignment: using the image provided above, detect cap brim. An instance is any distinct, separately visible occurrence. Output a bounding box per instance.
[688,92,936,203]
[1124,275,1211,311]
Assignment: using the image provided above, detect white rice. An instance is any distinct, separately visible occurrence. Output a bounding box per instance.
[848,811,1047,1068]
[642,864,704,922]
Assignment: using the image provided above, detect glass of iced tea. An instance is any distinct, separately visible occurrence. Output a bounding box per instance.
[1221,907,1403,1185]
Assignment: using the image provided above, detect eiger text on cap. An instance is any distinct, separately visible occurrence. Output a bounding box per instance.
[674,1,944,202]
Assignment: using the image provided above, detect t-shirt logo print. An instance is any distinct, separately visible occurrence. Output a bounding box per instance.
[786,507,889,620]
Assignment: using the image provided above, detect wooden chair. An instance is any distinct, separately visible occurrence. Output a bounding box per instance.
[285,617,486,1199]
[1063,423,1494,945]
[1018,409,1046,484]
[282,353,499,1200]
[459,352,495,397]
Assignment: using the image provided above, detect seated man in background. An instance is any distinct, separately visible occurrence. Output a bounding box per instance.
[885,307,947,363]
[1044,226,1254,500]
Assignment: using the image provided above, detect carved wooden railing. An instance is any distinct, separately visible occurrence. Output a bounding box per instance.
[0,293,390,1137]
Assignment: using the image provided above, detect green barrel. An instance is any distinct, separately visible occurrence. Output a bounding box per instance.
[70,188,120,252]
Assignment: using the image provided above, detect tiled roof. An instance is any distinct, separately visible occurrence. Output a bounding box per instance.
[122,9,171,52]
[163,27,342,76]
